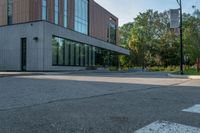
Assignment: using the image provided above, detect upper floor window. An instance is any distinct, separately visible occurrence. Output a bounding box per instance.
[75,0,88,34]
[64,0,68,27]
[107,22,117,44]
[42,0,47,20]
[54,0,59,24]
[7,0,13,25]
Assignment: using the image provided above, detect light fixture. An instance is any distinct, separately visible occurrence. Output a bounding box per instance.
[33,37,39,41]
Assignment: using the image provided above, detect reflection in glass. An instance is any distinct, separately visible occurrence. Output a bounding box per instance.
[64,40,70,65]
[54,0,59,24]
[76,43,80,66]
[52,36,119,67]
[42,0,47,20]
[107,22,117,44]
[75,0,88,34]
[64,0,68,27]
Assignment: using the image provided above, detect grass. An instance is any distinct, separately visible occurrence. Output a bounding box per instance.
[173,68,200,76]
[182,68,200,75]
[148,66,179,73]
[108,66,119,71]
[114,66,200,75]
[148,66,200,76]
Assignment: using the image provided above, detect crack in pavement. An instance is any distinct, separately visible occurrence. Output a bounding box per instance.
[0,79,191,112]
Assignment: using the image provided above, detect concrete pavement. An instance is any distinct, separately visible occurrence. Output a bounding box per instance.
[0,72,200,133]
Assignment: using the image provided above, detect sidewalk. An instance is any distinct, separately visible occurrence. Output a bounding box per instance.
[168,73,200,80]
[0,70,108,78]
[0,72,44,78]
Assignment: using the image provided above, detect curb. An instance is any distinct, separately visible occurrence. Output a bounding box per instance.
[168,74,200,80]
[0,72,44,78]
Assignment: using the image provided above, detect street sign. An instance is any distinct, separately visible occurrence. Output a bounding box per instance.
[170,9,180,28]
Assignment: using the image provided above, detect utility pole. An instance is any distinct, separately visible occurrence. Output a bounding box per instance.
[176,0,184,75]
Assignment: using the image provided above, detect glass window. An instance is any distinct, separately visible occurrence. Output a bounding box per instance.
[107,21,117,44]
[80,45,84,66]
[92,47,95,66]
[75,43,80,66]
[88,46,92,66]
[64,0,68,27]
[52,37,65,65]
[70,43,75,66]
[64,40,70,65]
[75,0,88,34]
[84,44,88,66]
[54,0,59,24]
[7,0,13,25]
[52,36,119,67]
[42,0,47,20]
[58,38,64,65]
[52,37,58,65]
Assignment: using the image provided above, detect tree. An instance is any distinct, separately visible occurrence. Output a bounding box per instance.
[183,13,200,65]
[119,9,200,68]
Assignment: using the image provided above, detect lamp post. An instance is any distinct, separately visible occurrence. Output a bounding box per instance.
[176,0,184,75]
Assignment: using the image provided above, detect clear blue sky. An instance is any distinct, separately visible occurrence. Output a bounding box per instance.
[95,0,200,26]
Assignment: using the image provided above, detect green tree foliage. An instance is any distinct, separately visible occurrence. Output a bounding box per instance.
[119,23,134,67]
[119,10,200,68]
[183,13,200,65]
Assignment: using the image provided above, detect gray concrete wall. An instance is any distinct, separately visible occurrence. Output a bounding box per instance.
[0,22,44,71]
[0,21,129,71]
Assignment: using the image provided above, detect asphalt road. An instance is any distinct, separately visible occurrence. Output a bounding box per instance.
[0,72,200,133]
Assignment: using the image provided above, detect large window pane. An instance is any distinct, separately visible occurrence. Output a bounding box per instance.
[52,36,119,67]
[107,22,117,44]
[42,0,47,20]
[64,40,70,65]
[84,44,88,66]
[58,38,64,65]
[64,0,68,27]
[75,0,88,34]
[92,47,95,66]
[75,43,80,66]
[88,46,92,66]
[7,0,13,25]
[52,37,58,65]
[54,0,59,24]
[70,43,75,66]
[80,45,84,66]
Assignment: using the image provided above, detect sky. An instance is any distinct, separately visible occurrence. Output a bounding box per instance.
[95,0,200,26]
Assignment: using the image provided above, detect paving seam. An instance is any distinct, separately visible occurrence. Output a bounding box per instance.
[0,79,191,112]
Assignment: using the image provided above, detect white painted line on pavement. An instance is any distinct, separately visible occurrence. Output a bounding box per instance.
[134,121,200,133]
[183,104,200,114]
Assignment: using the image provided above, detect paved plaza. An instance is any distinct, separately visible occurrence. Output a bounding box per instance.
[0,72,200,133]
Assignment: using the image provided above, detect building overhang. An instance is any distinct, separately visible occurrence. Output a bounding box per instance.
[42,21,130,55]
[0,21,130,55]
